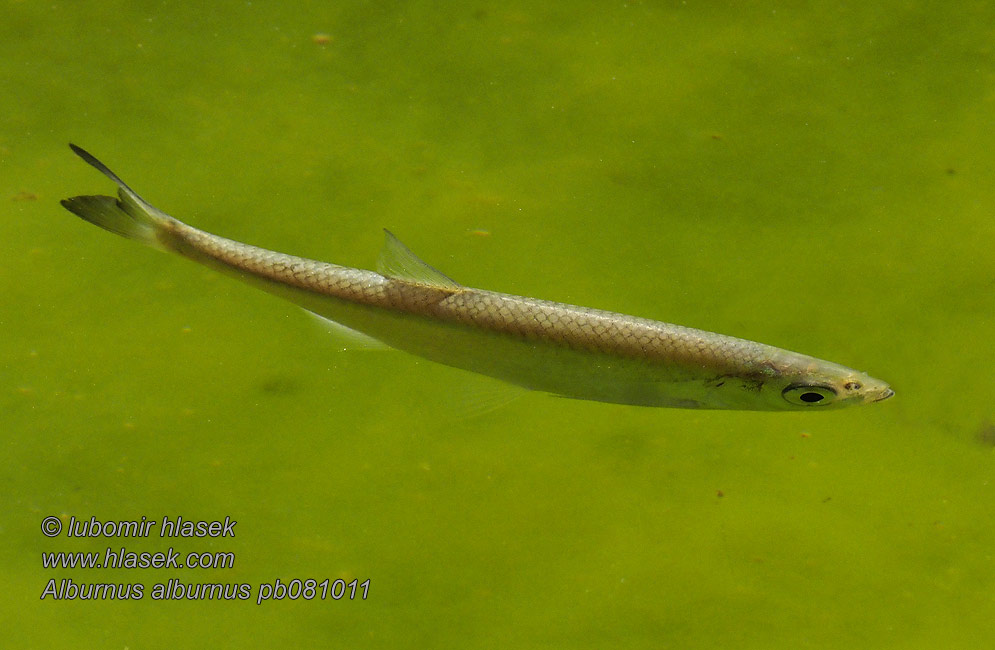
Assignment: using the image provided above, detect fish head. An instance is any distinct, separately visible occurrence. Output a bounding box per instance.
[761,358,894,411]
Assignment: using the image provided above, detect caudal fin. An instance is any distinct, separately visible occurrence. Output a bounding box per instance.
[60,144,173,249]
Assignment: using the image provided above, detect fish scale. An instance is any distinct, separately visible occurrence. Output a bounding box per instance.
[172,221,776,372]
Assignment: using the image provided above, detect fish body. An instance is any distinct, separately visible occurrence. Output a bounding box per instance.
[61,145,893,410]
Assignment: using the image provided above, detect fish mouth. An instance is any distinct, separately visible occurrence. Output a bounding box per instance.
[872,388,895,403]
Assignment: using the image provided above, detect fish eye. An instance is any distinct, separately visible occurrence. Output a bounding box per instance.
[782,384,837,406]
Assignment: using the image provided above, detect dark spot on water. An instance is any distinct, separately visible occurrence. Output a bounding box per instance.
[975,421,995,447]
[259,376,303,396]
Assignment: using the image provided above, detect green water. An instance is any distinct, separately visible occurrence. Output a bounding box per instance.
[4,1,994,647]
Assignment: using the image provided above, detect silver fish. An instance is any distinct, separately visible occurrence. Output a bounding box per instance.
[61,144,893,410]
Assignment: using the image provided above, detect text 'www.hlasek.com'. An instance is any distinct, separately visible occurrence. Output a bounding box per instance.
[39,515,370,604]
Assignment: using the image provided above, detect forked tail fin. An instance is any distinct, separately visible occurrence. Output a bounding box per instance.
[60,144,174,250]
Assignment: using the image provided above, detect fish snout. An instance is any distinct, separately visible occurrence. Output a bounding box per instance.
[872,387,895,403]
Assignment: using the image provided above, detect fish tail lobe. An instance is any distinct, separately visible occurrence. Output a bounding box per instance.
[61,144,175,251]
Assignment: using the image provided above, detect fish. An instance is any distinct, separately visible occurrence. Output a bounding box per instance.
[60,144,894,411]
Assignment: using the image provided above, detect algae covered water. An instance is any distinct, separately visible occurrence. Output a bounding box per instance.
[3,2,994,648]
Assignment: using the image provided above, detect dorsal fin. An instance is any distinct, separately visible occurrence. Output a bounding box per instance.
[376,230,462,289]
